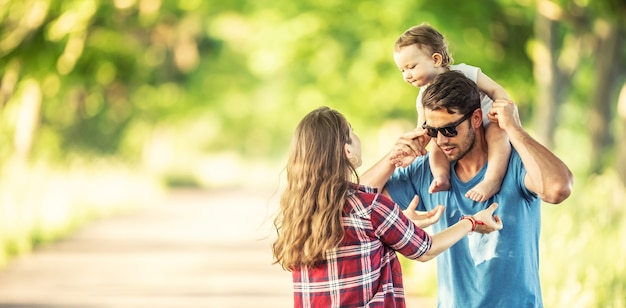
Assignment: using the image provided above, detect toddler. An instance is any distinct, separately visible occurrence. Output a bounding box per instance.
[394,23,512,202]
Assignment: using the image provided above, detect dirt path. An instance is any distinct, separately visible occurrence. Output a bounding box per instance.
[0,188,434,307]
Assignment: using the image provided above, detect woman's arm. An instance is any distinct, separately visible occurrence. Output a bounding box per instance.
[360,129,428,190]
[415,203,501,262]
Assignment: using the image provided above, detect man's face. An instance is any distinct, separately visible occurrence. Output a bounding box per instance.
[424,109,476,162]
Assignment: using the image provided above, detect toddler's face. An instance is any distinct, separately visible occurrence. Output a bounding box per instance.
[393,44,441,88]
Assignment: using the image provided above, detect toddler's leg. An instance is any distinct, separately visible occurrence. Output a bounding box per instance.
[465,123,511,201]
[429,139,451,193]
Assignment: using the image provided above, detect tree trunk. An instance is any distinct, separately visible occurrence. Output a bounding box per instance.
[533,3,561,149]
[13,80,42,161]
[616,83,626,186]
[0,60,21,109]
[589,25,622,174]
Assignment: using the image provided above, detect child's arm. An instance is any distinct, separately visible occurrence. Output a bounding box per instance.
[416,103,426,129]
[476,71,509,101]
[466,70,512,201]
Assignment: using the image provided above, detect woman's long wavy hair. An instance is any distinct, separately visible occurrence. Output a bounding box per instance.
[273,106,359,271]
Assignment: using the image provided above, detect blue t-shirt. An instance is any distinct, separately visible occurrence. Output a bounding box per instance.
[386,149,544,307]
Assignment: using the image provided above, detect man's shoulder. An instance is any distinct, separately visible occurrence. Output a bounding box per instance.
[385,155,433,209]
[503,147,539,200]
[507,147,523,165]
[501,147,525,181]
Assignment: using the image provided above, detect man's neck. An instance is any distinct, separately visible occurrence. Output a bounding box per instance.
[454,137,488,182]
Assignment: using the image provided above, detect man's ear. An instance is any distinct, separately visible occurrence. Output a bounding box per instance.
[432,53,443,67]
[472,109,483,128]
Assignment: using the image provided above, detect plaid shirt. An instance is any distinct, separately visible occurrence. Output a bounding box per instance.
[293,185,432,307]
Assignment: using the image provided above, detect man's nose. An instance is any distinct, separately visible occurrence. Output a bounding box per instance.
[436,133,449,144]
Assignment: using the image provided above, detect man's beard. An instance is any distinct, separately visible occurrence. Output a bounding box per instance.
[442,124,476,162]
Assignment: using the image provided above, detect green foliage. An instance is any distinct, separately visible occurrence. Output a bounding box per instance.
[541,172,626,307]
[1,0,539,162]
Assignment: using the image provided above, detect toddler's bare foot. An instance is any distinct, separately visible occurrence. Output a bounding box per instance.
[466,179,501,202]
[429,177,450,194]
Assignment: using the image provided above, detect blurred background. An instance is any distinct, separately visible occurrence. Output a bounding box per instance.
[0,0,625,306]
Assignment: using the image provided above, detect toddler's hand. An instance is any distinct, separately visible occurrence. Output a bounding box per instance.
[388,129,430,168]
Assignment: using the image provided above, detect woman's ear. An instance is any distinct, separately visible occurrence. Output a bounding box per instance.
[432,53,443,67]
[344,143,357,165]
[343,143,362,168]
[344,143,353,159]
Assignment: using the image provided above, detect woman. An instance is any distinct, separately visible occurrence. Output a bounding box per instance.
[272,106,501,307]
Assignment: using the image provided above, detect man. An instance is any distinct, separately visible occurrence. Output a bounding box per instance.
[361,70,573,307]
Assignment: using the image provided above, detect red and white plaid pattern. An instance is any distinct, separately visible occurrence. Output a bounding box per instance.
[292,185,432,307]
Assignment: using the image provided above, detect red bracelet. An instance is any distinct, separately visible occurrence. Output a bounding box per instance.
[461,216,477,232]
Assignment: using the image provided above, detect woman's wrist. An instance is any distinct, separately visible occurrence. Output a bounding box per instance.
[460,215,486,233]
[460,216,476,232]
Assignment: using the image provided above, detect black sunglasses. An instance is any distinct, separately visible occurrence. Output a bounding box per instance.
[422,110,475,138]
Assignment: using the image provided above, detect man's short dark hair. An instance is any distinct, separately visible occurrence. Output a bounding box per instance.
[422,70,481,115]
